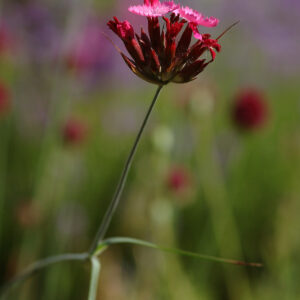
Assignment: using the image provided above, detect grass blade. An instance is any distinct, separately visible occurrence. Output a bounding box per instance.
[99,237,262,267]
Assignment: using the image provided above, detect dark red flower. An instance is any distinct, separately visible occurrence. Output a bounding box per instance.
[167,166,190,192]
[232,89,268,130]
[107,13,221,85]
[0,81,11,116]
[63,118,87,144]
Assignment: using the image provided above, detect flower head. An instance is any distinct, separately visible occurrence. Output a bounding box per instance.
[232,89,268,130]
[107,3,221,86]
[63,118,87,144]
[167,167,189,192]
[166,166,194,202]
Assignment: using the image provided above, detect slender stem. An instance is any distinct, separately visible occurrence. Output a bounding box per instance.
[87,257,101,300]
[89,85,163,254]
[0,252,89,297]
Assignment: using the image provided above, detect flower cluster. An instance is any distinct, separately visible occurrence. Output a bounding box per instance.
[107,0,221,85]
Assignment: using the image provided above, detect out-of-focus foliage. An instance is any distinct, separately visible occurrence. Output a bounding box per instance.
[0,0,299,299]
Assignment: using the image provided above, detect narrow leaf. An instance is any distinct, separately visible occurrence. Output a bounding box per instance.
[100,237,262,267]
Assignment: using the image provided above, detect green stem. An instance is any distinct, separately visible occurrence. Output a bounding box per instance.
[87,257,101,300]
[89,85,163,254]
[0,116,12,245]
[0,252,89,298]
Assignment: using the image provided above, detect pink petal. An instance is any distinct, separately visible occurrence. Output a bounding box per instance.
[176,6,219,27]
[117,21,134,40]
[190,23,202,40]
[129,2,178,17]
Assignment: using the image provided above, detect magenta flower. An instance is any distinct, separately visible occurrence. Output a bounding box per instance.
[107,1,221,85]
[175,6,219,40]
[129,0,178,17]
[129,1,219,40]
[176,6,218,27]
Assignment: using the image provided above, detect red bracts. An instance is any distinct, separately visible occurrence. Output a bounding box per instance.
[107,14,221,85]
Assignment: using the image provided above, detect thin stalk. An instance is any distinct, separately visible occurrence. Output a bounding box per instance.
[89,85,163,254]
[0,252,89,298]
[87,257,101,300]
[0,116,12,246]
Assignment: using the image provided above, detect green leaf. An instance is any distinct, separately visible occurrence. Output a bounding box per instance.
[87,257,101,300]
[99,237,262,267]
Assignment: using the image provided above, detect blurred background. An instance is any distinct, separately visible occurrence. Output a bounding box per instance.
[0,0,300,299]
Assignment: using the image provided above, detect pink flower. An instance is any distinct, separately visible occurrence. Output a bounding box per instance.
[129,1,178,17]
[175,6,219,40]
[128,1,219,40]
[176,6,219,27]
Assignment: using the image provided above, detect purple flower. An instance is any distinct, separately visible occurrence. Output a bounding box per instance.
[66,17,113,84]
[0,22,13,55]
[7,2,61,63]
[218,0,300,76]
